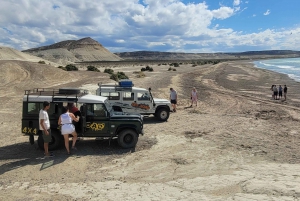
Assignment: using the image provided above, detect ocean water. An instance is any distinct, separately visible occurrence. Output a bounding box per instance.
[253,58,300,82]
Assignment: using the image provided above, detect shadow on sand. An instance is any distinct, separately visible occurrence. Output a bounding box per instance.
[0,137,156,175]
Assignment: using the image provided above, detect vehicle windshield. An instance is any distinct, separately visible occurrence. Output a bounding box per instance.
[104,99,113,113]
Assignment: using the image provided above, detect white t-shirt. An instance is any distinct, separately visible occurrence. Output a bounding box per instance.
[170,90,177,100]
[39,109,50,130]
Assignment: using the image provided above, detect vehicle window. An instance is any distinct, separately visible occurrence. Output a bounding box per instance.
[100,92,120,100]
[86,104,94,116]
[27,102,56,114]
[93,104,106,117]
[27,103,39,114]
[137,92,150,101]
[100,92,109,97]
[109,92,120,100]
[123,92,134,101]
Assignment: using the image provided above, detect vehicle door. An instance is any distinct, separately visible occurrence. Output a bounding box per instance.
[121,91,139,114]
[134,91,152,114]
[83,103,110,137]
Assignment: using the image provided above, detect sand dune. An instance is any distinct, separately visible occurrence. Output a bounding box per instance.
[0,46,60,67]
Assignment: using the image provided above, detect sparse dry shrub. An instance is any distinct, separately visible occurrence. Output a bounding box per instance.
[136,72,146,78]
[38,60,46,64]
[87,66,100,72]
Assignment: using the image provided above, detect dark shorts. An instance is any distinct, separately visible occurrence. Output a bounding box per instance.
[171,99,177,104]
[42,129,52,143]
[274,91,278,96]
[279,91,282,96]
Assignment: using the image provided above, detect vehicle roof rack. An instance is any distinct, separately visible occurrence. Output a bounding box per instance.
[98,82,133,92]
[24,88,89,102]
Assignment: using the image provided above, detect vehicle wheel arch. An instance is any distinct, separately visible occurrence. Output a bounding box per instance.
[117,128,139,149]
[155,106,170,121]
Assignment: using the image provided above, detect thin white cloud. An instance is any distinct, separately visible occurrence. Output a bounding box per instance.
[264,9,271,15]
[0,0,299,53]
[233,0,240,6]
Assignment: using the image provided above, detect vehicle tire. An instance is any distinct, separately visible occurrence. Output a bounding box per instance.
[37,130,62,151]
[156,108,169,121]
[117,129,138,148]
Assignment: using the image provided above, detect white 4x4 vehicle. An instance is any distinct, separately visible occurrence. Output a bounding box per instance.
[96,80,172,121]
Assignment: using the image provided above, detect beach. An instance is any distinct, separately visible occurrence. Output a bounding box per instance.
[1,59,300,200]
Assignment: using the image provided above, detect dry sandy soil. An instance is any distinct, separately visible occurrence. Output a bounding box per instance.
[1,59,300,200]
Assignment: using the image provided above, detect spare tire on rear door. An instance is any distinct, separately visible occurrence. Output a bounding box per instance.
[59,88,81,94]
[38,130,62,151]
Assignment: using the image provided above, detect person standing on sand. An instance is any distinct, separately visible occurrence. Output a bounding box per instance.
[170,88,177,112]
[39,101,54,157]
[284,85,288,100]
[58,106,80,155]
[273,85,278,100]
[190,87,198,107]
[278,85,283,100]
[270,85,275,99]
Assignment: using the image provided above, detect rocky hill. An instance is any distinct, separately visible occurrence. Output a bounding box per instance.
[115,50,300,61]
[22,37,122,65]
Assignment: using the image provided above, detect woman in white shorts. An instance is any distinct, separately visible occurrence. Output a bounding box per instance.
[58,106,80,154]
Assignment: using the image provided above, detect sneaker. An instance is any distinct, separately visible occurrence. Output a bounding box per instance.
[44,152,54,157]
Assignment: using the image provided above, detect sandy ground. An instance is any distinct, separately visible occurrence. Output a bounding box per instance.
[1,59,300,200]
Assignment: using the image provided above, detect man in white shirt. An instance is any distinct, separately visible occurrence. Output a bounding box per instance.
[170,88,178,112]
[39,101,53,157]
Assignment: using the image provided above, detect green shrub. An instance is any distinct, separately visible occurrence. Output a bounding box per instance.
[58,66,67,71]
[38,60,46,64]
[65,64,78,71]
[104,68,114,74]
[168,67,172,71]
[141,66,153,72]
[173,63,179,67]
[192,64,197,67]
[172,68,177,71]
[110,74,119,81]
[87,66,100,72]
[110,71,129,81]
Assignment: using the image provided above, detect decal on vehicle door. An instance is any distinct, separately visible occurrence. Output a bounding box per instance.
[131,102,150,110]
[22,127,37,134]
[87,123,105,131]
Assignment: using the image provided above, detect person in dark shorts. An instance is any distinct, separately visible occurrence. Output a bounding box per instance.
[273,85,278,100]
[39,101,54,157]
[278,85,283,99]
[170,88,178,112]
[284,85,288,100]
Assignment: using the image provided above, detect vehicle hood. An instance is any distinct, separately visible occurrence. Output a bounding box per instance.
[110,112,143,119]
[153,98,171,104]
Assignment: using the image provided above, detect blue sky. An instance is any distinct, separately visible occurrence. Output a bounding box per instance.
[0,0,299,53]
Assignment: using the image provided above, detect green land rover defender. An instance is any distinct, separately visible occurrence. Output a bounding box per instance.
[22,88,144,150]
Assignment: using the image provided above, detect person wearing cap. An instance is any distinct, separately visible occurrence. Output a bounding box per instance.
[170,88,178,112]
